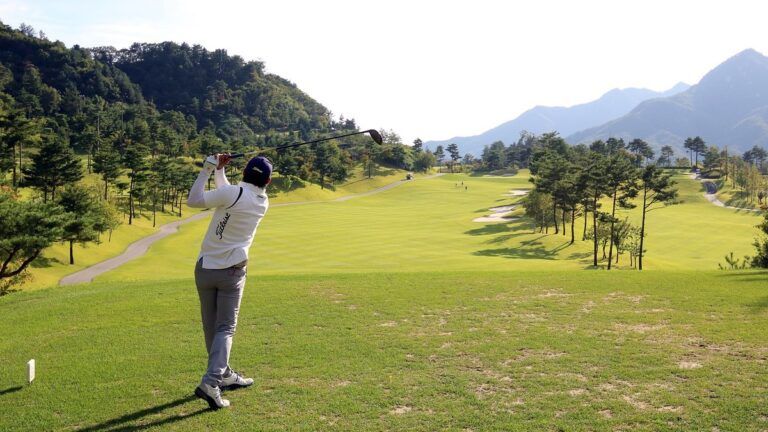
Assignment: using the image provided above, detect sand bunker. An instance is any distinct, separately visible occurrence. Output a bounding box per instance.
[473,205,518,223]
[504,189,530,197]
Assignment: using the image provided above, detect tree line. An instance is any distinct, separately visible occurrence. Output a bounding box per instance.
[521,133,678,270]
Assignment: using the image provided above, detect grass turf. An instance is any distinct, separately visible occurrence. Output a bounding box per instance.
[100,171,762,283]
[20,165,412,290]
[1,270,767,431]
[2,168,766,431]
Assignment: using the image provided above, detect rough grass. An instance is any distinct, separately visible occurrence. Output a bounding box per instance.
[1,271,767,431]
[714,177,768,211]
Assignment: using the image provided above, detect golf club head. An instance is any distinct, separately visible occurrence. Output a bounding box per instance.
[366,129,383,145]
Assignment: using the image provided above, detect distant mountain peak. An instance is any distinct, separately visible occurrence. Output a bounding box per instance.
[733,48,762,58]
[424,84,688,155]
[664,82,690,94]
[708,48,768,73]
[566,48,768,153]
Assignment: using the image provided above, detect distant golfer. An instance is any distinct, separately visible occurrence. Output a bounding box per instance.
[186,153,271,409]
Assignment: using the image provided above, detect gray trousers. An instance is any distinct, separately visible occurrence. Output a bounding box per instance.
[195,259,247,387]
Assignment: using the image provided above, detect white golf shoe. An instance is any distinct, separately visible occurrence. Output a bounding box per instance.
[221,370,254,390]
[195,383,230,410]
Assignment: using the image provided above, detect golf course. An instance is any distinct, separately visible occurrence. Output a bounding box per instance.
[1,171,766,431]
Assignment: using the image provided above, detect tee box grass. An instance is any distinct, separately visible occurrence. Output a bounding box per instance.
[1,271,767,430]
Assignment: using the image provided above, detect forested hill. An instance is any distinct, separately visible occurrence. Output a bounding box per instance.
[0,20,333,148]
[92,42,330,137]
[0,23,144,107]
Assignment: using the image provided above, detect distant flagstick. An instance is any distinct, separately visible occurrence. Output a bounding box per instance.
[228,129,383,159]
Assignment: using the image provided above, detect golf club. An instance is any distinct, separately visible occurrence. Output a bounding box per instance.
[228,129,383,159]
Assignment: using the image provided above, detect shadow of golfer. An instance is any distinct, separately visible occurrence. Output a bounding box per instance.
[78,395,207,432]
[0,386,22,396]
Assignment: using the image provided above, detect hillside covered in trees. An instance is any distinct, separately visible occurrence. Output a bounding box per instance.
[0,19,430,185]
[0,21,430,292]
[0,19,332,152]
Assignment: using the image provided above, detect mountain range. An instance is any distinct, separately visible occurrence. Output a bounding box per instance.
[567,49,768,153]
[425,83,689,156]
[428,48,768,157]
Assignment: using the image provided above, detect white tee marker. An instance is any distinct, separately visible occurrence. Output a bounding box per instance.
[27,359,35,384]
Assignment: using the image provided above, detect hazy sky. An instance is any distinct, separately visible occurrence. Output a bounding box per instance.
[2,0,767,144]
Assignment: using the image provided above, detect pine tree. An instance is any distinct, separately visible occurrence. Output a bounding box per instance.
[412,138,423,153]
[637,166,678,270]
[123,141,149,224]
[23,136,82,202]
[447,143,461,173]
[0,192,67,292]
[93,143,122,200]
[605,155,639,270]
[57,185,118,265]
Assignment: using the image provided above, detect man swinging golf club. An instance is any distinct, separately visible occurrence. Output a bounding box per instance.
[187,153,272,409]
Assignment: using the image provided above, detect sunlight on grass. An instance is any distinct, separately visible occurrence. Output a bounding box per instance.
[101,171,761,283]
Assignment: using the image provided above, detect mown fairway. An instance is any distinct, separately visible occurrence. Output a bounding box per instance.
[21,166,409,291]
[102,171,760,281]
[1,172,767,431]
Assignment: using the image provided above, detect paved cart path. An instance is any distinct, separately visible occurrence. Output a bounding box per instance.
[59,174,443,285]
[694,174,763,213]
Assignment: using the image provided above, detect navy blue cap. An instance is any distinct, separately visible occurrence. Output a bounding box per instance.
[243,156,273,187]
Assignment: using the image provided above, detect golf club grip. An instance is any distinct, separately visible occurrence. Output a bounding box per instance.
[230,153,245,158]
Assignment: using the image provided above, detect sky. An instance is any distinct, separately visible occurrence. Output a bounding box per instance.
[1,0,768,144]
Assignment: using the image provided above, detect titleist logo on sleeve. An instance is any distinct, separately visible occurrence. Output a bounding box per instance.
[216,212,231,239]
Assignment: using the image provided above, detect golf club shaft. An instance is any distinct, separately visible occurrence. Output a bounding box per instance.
[229,130,377,158]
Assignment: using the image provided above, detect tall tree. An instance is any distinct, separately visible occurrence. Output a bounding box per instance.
[412,150,436,172]
[751,212,768,268]
[481,141,505,171]
[57,185,118,265]
[637,165,678,270]
[1,107,40,188]
[446,143,461,173]
[605,137,626,155]
[582,154,609,265]
[93,143,122,200]
[557,166,585,244]
[605,154,638,270]
[0,192,67,293]
[627,138,654,167]
[412,138,423,153]
[23,136,83,202]
[658,145,674,167]
[530,150,570,235]
[685,136,707,167]
[703,145,722,172]
[434,145,445,171]
[123,141,149,224]
[312,142,350,189]
[683,137,694,166]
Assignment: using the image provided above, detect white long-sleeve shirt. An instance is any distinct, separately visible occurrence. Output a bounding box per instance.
[187,166,269,269]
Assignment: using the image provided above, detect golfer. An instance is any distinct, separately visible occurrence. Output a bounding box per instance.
[186,153,271,409]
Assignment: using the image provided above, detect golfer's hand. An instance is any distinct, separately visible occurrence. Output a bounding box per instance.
[203,155,218,170]
[216,153,231,170]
